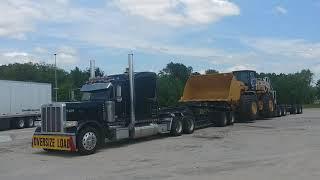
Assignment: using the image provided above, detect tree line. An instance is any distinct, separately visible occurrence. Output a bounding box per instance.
[0,62,319,106]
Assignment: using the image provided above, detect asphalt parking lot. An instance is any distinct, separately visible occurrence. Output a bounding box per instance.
[0,109,320,180]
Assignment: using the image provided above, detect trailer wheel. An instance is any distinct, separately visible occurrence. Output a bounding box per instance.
[77,127,99,155]
[182,116,195,134]
[170,118,183,136]
[290,105,297,114]
[276,106,281,117]
[15,118,25,129]
[299,105,303,114]
[280,106,286,116]
[240,95,258,122]
[215,112,228,127]
[227,112,235,125]
[26,118,34,128]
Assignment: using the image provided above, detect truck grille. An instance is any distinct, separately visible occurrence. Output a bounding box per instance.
[41,103,66,133]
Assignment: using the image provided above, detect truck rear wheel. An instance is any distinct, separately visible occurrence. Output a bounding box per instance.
[182,116,195,134]
[215,112,228,127]
[26,118,34,128]
[77,127,99,155]
[15,118,25,129]
[240,95,258,122]
[171,118,183,136]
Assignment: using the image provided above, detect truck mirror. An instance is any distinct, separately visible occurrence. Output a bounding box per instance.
[116,85,122,102]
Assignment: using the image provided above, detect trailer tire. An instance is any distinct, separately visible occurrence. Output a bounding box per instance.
[15,118,25,129]
[171,118,183,136]
[77,127,99,155]
[215,112,228,127]
[182,116,195,134]
[240,95,258,122]
[300,105,303,114]
[276,106,281,117]
[290,105,297,114]
[297,105,303,114]
[227,112,235,125]
[280,106,286,116]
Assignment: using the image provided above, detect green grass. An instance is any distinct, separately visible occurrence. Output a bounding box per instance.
[303,104,320,108]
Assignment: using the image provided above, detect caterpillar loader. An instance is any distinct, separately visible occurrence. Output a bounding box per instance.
[180,70,284,124]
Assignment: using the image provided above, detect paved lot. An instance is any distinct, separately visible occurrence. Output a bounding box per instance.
[0,109,320,180]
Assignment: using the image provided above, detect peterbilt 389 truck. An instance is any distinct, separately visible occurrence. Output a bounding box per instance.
[32,56,199,155]
[32,56,302,155]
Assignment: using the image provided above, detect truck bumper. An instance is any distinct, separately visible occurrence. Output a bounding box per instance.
[32,132,77,152]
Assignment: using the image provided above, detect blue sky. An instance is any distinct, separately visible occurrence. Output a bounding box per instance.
[0,0,320,80]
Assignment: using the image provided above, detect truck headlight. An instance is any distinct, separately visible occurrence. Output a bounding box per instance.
[34,121,42,127]
[64,121,78,128]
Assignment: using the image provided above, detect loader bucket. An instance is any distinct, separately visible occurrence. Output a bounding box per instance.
[180,73,242,102]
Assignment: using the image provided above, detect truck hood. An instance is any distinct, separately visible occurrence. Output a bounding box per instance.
[65,101,105,121]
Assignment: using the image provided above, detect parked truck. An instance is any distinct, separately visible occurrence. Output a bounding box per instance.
[31,57,302,155]
[0,80,52,131]
[32,56,198,154]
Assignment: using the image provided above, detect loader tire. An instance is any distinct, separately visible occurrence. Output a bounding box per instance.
[262,94,274,118]
[239,95,258,122]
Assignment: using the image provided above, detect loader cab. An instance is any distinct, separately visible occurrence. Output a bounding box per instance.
[232,70,257,91]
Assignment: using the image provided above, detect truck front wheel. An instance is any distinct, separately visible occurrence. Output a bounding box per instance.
[77,127,99,155]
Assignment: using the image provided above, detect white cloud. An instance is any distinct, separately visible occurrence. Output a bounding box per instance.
[243,38,320,60]
[113,0,240,26]
[3,52,29,57]
[55,46,79,65]
[0,0,73,39]
[274,6,288,15]
[0,51,37,65]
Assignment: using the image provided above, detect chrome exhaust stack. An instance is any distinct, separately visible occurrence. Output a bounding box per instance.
[128,54,135,129]
[90,60,95,79]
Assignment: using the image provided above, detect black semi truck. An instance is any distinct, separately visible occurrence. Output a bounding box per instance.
[32,56,202,154]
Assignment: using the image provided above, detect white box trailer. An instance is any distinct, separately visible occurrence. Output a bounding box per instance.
[0,80,52,130]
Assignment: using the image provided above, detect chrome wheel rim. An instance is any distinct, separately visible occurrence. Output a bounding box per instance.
[82,132,97,151]
[18,119,24,128]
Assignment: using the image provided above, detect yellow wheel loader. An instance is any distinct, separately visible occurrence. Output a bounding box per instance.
[180,70,280,124]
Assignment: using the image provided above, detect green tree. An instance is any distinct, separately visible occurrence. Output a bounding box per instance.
[161,62,193,83]
[205,69,219,75]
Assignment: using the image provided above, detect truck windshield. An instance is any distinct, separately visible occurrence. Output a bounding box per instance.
[81,89,113,101]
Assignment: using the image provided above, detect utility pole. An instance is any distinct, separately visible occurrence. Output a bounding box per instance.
[54,53,58,102]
